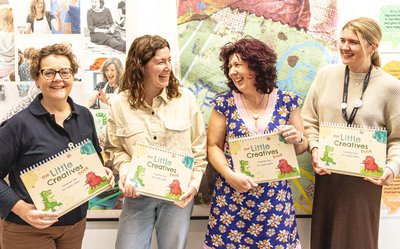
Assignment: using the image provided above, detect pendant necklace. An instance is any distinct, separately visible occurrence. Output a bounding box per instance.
[341,65,373,125]
[243,94,265,120]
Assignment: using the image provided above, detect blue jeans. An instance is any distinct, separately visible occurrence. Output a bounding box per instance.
[115,196,194,249]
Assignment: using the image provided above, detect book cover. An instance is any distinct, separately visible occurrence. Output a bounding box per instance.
[318,122,387,178]
[20,139,110,216]
[229,131,300,183]
[126,143,194,202]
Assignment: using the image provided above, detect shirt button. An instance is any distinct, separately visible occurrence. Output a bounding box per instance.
[153,136,157,140]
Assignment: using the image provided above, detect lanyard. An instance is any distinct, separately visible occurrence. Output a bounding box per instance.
[341,65,372,125]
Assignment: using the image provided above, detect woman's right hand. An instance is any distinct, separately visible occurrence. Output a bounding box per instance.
[311,148,331,175]
[225,171,258,193]
[118,175,140,198]
[12,200,59,229]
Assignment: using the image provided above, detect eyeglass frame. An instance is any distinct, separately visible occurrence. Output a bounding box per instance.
[39,68,74,80]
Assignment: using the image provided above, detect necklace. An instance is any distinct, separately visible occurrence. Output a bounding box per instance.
[243,94,265,120]
[341,65,372,125]
[353,79,363,86]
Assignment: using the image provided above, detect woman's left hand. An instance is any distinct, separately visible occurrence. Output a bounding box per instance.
[278,125,302,144]
[104,167,115,188]
[174,186,196,209]
[364,167,395,186]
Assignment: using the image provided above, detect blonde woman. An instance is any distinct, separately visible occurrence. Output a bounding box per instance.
[302,17,400,249]
[24,0,61,34]
[0,5,14,80]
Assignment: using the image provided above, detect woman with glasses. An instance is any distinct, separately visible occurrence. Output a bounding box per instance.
[0,43,114,249]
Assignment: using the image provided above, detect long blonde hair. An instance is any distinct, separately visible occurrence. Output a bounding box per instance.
[342,17,381,67]
[30,0,46,19]
[0,6,13,32]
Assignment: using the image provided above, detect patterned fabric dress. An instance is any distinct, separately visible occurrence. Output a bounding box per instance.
[204,89,302,249]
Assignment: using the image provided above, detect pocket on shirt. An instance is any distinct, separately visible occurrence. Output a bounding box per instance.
[115,124,145,150]
[163,119,191,148]
[164,119,191,131]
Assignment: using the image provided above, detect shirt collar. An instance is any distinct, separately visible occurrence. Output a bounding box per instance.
[28,93,80,117]
[157,87,170,103]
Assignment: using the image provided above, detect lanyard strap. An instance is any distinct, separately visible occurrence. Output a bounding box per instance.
[341,65,373,125]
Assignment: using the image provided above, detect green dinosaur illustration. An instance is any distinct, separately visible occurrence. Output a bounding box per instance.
[40,189,62,212]
[95,112,107,125]
[239,160,254,177]
[130,165,145,187]
[320,145,336,165]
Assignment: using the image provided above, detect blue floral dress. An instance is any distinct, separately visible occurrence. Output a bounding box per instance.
[204,89,302,249]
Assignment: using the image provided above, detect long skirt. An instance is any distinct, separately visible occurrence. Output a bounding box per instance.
[311,173,382,249]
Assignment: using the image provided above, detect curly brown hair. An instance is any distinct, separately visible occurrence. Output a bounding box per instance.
[220,37,277,94]
[29,43,79,81]
[121,35,181,109]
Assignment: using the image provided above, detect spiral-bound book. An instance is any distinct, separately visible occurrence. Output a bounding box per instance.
[318,122,387,178]
[126,143,194,202]
[20,139,110,217]
[229,131,300,183]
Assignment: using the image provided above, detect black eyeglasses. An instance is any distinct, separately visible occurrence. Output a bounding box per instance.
[40,68,73,80]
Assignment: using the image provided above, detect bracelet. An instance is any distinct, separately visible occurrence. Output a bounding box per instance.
[297,132,304,144]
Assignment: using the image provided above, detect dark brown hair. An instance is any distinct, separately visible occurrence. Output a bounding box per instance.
[220,37,277,94]
[121,35,181,109]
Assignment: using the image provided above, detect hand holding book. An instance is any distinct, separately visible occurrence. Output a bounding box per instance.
[224,170,258,193]
[11,200,59,229]
[310,147,332,176]
[364,167,395,186]
[118,174,140,198]
[174,185,197,209]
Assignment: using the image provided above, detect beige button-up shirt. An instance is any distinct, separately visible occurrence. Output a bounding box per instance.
[106,87,207,190]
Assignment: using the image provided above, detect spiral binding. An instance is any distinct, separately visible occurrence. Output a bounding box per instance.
[320,122,386,131]
[135,142,193,158]
[20,138,91,175]
[228,129,280,143]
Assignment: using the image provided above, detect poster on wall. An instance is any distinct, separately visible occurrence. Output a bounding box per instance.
[381,177,400,217]
[177,0,338,216]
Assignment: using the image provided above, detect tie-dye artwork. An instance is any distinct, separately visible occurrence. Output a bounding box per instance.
[178,1,338,215]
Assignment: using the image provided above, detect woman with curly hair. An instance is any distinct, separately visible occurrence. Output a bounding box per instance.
[0,43,114,249]
[203,37,308,248]
[107,35,207,249]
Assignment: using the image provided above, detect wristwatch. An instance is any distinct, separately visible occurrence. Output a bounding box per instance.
[297,132,304,144]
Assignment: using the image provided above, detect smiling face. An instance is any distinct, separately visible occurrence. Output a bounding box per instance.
[228,53,256,94]
[339,28,375,72]
[35,0,44,13]
[143,47,171,94]
[36,55,74,103]
[105,63,117,85]
[91,0,100,10]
